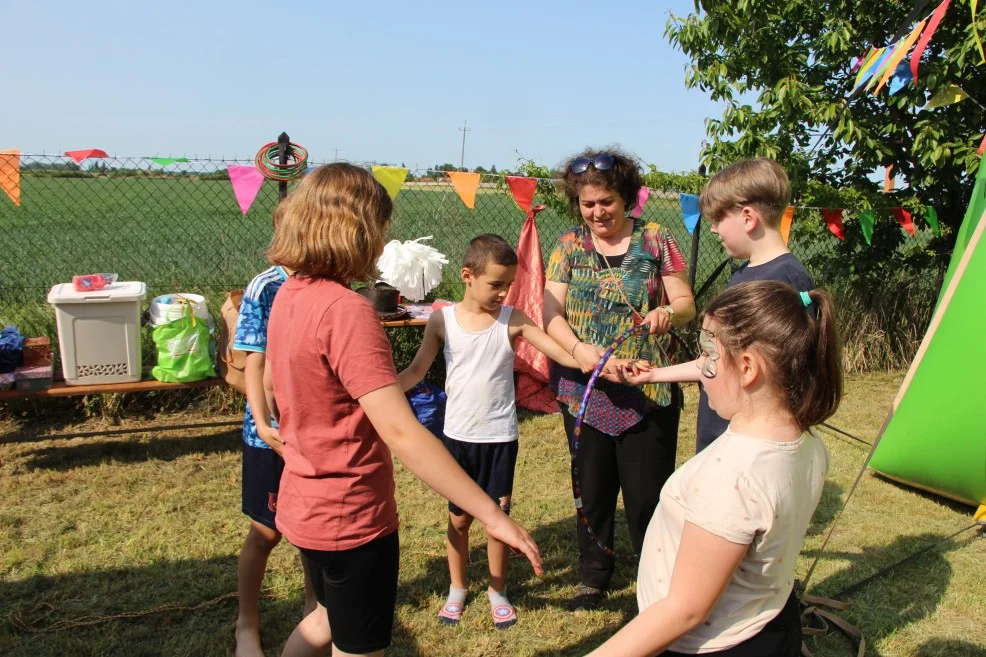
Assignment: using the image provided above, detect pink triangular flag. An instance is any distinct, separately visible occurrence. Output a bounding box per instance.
[227,165,266,215]
[631,186,650,218]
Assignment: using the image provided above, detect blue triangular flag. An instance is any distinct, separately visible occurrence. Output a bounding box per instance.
[888,62,913,95]
[680,193,701,235]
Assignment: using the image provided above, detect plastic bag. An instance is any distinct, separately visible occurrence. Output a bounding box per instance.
[0,326,24,374]
[407,381,447,438]
[377,236,448,301]
[147,293,215,330]
[150,301,217,383]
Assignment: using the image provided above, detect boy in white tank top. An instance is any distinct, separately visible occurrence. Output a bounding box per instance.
[399,234,584,630]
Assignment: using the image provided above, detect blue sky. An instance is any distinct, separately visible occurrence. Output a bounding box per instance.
[2,1,723,172]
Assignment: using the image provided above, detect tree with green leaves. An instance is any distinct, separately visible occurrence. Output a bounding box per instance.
[666,0,985,247]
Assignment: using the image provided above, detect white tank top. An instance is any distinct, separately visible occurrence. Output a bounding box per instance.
[442,304,518,443]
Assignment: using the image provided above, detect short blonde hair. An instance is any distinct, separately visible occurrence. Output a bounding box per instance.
[699,158,791,227]
[266,163,393,281]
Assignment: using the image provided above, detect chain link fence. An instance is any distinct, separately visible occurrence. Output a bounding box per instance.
[0,154,938,371]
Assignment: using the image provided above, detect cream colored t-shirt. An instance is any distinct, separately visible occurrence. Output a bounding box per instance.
[637,428,829,654]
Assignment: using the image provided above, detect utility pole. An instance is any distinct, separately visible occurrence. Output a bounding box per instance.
[459,120,470,170]
[334,145,340,161]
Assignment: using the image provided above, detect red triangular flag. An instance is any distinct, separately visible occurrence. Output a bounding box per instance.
[978,133,986,155]
[506,176,537,213]
[503,205,558,413]
[822,209,845,240]
[911,0,951,83]
[64,149,109,163]
[892,208,916,236]
[227,165,266,215]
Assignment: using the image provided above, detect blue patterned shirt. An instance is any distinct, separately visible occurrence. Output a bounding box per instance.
[233,266,288,449]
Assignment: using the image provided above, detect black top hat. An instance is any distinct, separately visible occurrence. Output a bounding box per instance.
[356,282,409,322]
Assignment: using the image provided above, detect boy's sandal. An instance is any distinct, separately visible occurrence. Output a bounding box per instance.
[492,604,517,630]
[438,601,464,626]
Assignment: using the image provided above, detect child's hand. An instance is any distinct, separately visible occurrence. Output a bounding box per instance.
[257,424,285,457]
[602,359,651,384]
[484,514,543,576]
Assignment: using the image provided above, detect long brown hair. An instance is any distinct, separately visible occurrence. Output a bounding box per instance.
[703,281,843,430]
[265,163,393,281]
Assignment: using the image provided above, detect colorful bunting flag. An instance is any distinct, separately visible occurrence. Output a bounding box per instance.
[893,207,916,236]
[889,63,914,95]
[859,209,875,245]
[0,149,20,206]
[979,133,986,155]
[925,206,941,236]
[506,176,537,214]
[227,165,266,215]
[632,186,651,218]
[911,0,951,83]
[371,166,409,200]
[864,46,898,91]
[855,47,886,89]
[781,206,795,245]
[874,19,927,94]
[884,165,895,193]
[149,157,189,166]
[822,209,845,240]
[679,193,701,235]
[447,171,481,209]
[64,149,108,163]
[926,84,969,108]
[974,0,986,64]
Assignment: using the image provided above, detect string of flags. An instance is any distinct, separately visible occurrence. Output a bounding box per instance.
[0,153,946,244]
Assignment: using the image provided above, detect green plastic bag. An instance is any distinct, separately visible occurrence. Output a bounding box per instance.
[150,301,217,383]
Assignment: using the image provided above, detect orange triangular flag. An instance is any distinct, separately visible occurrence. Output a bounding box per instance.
[780,206,795,245]
[884,165,895,192]
[506,176,537,213]
[447,171,481,209]
[0,149,21,206]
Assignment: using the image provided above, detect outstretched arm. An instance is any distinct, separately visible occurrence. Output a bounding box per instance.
[607,359,704,385]
[585,522,746,657]
[510,309,580,369]
[397,311,444,392]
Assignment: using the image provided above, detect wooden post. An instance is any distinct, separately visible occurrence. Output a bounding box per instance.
[277,132,290,201]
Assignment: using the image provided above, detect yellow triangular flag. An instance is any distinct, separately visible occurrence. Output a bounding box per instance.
[0,149,21,206]
[447,171,481,209]
[874,19,927,94]
[926,84,970,109]
[371,166,409,200]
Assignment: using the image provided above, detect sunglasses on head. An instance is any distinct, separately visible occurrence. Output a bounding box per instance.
[570,154,616,174]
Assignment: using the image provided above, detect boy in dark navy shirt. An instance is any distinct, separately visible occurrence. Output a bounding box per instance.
[612,158,815,452]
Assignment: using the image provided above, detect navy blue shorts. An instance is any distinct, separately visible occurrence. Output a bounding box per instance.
[441,437,518,516]
[242,443,284,530]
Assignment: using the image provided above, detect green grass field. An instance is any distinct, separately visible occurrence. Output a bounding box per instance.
[1,374,983,657]
[0,175,709,345]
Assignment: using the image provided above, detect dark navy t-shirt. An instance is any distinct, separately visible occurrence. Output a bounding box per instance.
[695,253,815,453]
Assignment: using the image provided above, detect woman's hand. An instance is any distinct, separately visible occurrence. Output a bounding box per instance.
[601,359,652,385]
[572,341,605,374]
[644,307,673,336]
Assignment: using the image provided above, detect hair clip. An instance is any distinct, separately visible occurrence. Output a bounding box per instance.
[800,291,812,307]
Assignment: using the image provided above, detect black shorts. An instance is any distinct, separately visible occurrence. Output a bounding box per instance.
[442,437,518,516]
[300,531,400,654]
[241,443,284,530]
[665,590,802,657]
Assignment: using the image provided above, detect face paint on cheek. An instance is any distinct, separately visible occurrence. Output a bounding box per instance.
[699,329,720,378]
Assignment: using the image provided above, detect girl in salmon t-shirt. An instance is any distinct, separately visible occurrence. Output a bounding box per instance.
[262,164,542,657]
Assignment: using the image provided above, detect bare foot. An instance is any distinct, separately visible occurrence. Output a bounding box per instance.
[234,622,266,657]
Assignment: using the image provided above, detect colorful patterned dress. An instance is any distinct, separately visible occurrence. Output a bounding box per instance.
[546,218,687,436]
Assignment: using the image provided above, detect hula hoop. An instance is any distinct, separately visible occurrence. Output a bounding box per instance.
[571,322,651,560]
[254,141,309,181]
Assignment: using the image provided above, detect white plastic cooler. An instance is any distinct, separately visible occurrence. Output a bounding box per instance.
[47,281,147,385]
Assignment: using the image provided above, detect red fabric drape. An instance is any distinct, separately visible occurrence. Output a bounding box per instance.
[504,204,559,413]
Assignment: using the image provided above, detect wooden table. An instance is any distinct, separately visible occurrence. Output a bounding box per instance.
[0,317,427,401]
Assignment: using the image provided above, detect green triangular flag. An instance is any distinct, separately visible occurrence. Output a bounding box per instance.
[859,209,875,245]
[149,157,189,166]
[925,207,941,237]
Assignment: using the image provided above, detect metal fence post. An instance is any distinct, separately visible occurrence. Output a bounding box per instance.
[277,132,290,202]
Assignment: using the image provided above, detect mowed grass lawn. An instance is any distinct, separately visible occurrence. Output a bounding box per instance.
[1,373,983,657]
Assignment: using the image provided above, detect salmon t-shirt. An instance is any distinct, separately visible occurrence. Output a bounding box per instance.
[267,276,399,552]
